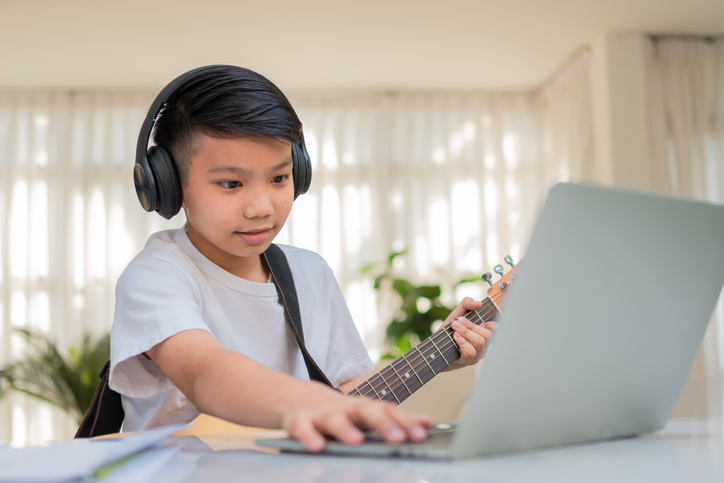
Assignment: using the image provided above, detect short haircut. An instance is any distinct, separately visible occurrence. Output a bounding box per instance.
[152,66,303,183]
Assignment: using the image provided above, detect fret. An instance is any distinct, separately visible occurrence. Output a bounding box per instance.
[349,293,505,404]
[388,360,412,397]
[468,309,486,325]
[488,295,502,313]
[425,339,451,375]
[415,345,437,379]
[435,331,461,370]
[365,379,383,401]
[395,355,423,397]
[401,352,424,385]
[442,326,459,350]
[429,334,449,365]
[378,370,400,403]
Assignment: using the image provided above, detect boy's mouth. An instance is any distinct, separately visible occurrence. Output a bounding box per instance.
[236,228,271,245]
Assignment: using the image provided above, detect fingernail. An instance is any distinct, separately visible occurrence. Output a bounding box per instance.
[454,332,463,339]
[386,426,405,441]
[451,320,461,329]
[410,425,427,440]
[343,428,363,444]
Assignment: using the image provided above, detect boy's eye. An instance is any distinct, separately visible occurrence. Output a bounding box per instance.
[220,181,241,189]
[272,175,289,184]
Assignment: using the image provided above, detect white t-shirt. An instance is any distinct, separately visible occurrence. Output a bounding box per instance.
[109,228,373,432]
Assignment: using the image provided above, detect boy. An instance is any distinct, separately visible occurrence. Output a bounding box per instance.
[110,65,493,452]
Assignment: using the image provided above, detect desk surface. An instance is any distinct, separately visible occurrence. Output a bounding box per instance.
[152,418,723,483]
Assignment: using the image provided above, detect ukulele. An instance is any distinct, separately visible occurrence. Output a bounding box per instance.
[348,256,519,404]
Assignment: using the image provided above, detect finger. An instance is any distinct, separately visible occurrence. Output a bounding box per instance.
[347,402,428,443]
[444,297,483,325]
[464,318,494,339]
[284,413,328,453]
[314,411,365,446]
[350,403,406,443]
[453,331,477,363]
[384,406,432,442]
[452,317,488,347]
[452,318,491,363]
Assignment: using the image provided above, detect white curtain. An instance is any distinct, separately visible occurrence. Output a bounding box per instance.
[646,37,724,416]
[0,93,181,444]
[0,53,593,445]
[284,92,558,357]
[537,49,595,186]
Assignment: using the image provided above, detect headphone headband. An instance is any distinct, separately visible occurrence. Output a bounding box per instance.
[134,65,312,219]
[135,65,233,173]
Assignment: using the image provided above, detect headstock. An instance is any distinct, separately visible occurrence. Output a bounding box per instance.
[481,255,519,310]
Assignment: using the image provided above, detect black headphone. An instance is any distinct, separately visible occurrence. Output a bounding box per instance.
[134,65,312,220]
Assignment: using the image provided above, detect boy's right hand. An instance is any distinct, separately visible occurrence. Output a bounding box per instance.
[281,385,431,452]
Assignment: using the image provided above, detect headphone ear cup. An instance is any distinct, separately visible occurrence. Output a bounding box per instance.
[134,157,157,213]
[147,146,183,220]
[292,141,312,199]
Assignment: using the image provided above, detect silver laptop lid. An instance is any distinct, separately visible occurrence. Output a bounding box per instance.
[452,182,724,457]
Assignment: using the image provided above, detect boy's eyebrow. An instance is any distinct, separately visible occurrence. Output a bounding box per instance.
[207,159,293,175]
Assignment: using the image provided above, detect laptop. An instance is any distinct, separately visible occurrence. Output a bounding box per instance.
[258,182,724,458]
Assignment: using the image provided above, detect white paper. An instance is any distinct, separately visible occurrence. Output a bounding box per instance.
[96,446,179,482]
[0,424,185,482]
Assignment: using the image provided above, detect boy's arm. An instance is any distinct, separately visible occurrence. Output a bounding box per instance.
[145,329,431,452]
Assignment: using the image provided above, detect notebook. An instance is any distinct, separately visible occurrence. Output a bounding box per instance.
[258,182,724,458]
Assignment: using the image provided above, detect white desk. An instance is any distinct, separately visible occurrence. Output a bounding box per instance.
[154,418,724,483]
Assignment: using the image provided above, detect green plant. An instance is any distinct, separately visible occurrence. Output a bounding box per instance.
[0,328,110,424]
[362,249,482,359]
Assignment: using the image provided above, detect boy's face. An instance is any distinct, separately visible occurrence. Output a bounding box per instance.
[182,134,295,278]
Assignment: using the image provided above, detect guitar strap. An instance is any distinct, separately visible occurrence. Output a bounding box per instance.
[262,243,337,389]
[75,361,124,438]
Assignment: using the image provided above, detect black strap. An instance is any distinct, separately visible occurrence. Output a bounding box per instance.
[75,361,124,438]
[263,243,336,388]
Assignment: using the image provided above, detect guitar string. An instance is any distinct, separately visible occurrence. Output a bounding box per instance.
[350,298,500,401]
[363,280,513,400]
[350,290,506,401]
[356,285,508,400]
[352,308,494,401]
[351,308,494,401]
[350,293,502,399]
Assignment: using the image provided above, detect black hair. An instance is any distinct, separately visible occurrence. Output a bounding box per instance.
[152,66,302,183]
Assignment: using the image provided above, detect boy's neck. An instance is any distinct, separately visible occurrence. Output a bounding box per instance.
[185,227,271,283]
[226,255,270,283]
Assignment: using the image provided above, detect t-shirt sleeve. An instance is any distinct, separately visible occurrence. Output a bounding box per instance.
[109,258,211,398]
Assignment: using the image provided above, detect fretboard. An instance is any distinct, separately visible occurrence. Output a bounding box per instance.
[347,296,501,404]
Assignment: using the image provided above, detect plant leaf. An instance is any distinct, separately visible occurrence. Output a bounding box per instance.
[360,262,376,274]
[387,248,409,267]
[0,328,110,424]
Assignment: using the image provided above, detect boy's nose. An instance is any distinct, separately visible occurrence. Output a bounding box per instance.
[242,190,274,218]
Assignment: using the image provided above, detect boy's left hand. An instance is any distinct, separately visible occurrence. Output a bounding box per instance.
[442,297,497,372]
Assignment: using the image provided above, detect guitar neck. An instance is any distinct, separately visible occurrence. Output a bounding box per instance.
[347,296,502,404]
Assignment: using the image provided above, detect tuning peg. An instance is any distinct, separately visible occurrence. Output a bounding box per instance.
[504,255,515,267]
[481,272,493,286]
[494,264,504,277]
